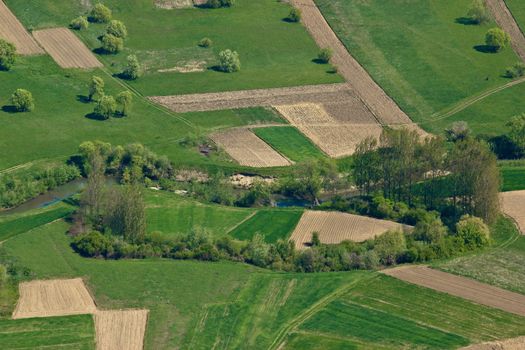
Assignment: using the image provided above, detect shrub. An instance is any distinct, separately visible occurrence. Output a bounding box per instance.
[106,20,127,39]
[72,231,112,257]
[445,121,471,142]
[121,54,142,80]
[287,8,301,23]
[467,0,490,25]
[10,89,34,112]
[206,0,234,8]
[218,49,240,73]
[88,76,105,102]
[455,215,490,250]
[311,232,321,247]
[485,28,511,52]
[90,3,112,23]
[373,230,406,265]
[94,95,116,119]
[100,33,123,54]
[317,48,332,63]
[505,62,525,78]
[116,91,133,116]
[0,39,16,71]
[70,16,89,30]
[413,213,447,243]
[198,37,212,48]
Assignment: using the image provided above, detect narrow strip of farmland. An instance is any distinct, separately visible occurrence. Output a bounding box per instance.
[485,0,525,62]
[381,266,525,317]
[500,190,525,234]
[0,0,44,55]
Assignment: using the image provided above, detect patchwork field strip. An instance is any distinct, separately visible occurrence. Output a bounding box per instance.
[33,28,103,69]
[0,1,44,55]
[94,310,149,350]
[289,210,411,249]
[274,103,382,158]
[289,0,413,126]
[12,278,97,319]
[382,266,525,317]
[486,0,525,62]
[211,128,292,167]
[500,190,525,234]
[460,336,525,349]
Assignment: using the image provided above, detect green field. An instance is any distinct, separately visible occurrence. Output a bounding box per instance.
[501,163,525,191]
[506,1,525,33]
[0,315,95,350]
[254,127,326,163]
[315,0,520,134]
[229,209,303,243]
[6,0,342,96]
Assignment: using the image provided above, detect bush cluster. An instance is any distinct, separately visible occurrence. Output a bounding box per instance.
[206,0,234,8]
[70,16,89,30]
[0,39,16,71]
[505,62,525,78]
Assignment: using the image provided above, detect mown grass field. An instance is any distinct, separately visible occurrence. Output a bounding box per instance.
[0,315,95,350]
[506,1,525,32]
[6,0,342,96]
[315,0,520,134]
[501,162,525,191]
[254,127,326,163]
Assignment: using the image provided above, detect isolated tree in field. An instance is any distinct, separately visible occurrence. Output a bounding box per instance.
[287,8,301,23]
[70,16,89,30]
[100,33,123,53]
[94,95,116,119]
[90,3,112,23]
[317,48,332,63]
[445,121,471,142]
[0,39,16,71]
[467,0,490,25]
[106,20,127,39]
[10,89,34,112]
[121,54,142,80]
[507,114,525,156]
[198,37,212,48]
[116,91,133,116]
[88,76,105,101]
[485,28,511,52]
[218,49,240,72]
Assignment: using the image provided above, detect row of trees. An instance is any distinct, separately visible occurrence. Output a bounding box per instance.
[88,76,134,118]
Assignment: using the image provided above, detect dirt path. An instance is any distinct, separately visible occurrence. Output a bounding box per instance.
[382,266,525,317]
[486,0,525,62]
[0,0,43,55]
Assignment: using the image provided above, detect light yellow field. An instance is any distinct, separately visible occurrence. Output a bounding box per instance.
[501,190,525,234]
[0,1,43,55]
[95,309,149,350]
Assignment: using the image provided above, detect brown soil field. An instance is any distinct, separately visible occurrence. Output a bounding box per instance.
[149,83,353,113]
[500,190,525,234]
[382,266,525,317]
[289,0,413,126]
[12,278,97,319]
[486,0,525,61]
[460,336,525,350]
[289,210,411,249]
[274,103,382,157]
[211,128,292,167]
[32,28,103,69]
[94,310,149,350]
[0,1,44,55]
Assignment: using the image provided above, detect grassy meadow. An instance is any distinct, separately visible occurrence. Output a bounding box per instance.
[501,161,525,191]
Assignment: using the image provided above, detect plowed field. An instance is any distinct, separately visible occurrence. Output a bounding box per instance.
[94,309,149,350]
[0,1,43,55]
[501,190,525,234]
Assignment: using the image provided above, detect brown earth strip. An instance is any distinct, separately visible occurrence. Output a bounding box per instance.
[210,128,292,167]
[289,0,413,125]
[500,190,525,234]
[12,278,97,319]
[94,309,149,350]
[33,28,102,69]
[0,1,44,55]
[290,210,411,249]
[485,0,525,61]
[460,336,525,349]
[381,266,525,317]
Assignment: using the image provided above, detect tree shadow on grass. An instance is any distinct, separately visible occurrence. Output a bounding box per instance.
[1,105,18,113]
[76,95,91,104]
[474,45,498,53]
[85,112,106,121]
[455,17,478,25]
[311,58,328,65]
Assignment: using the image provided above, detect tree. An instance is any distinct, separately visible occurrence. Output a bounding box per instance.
[94,95,116,119]
[353,136,381,195]
[373,230,406,265]
[317,48,332,63]
[70,16,89,30]
[507,114,525,156]
[0,39,16,71]
[116,91,133,116]
[81,151,106,225]
[287,8,301,22]
[311,232,321,247]
[467,0,490,24]
[505,62,525,78]
[90,3,112,23]
[10,89,34,112]
[88,76,105,101]
[218,49,240,72]
[106,185,146,243]
[106,20,127,39]
[456,215,490,249]
[485,28,511,52]
[445,121,471,142]
[100,33,123,53]
[206,0,234,8]
[121,55,142,80]
[413,212,447,243]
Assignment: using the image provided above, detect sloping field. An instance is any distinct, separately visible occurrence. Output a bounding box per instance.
[290,0,412,125]
[0,0,43,55]
[13,278,97,319]
[94,310,148,350]
[33,28,102,69]
[274,103,382,157]
[290,210,410,249]
[486,0,525,61]
[210,128,291,167]
[501,190,525,234]
[460,336,525,349]
[382,266,525,317]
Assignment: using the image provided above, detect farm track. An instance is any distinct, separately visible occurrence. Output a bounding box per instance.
[486,0,525,62]
[0,0,43,55]
[460,336,525,349]
[382,266,525,317]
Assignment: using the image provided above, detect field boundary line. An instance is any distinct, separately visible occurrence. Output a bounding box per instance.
[225,211,257,234]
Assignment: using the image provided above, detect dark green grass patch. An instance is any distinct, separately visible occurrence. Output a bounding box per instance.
[501,165,525,191]
[229,209,303,243]
[254,127,326,163]
[0,315,95,350]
